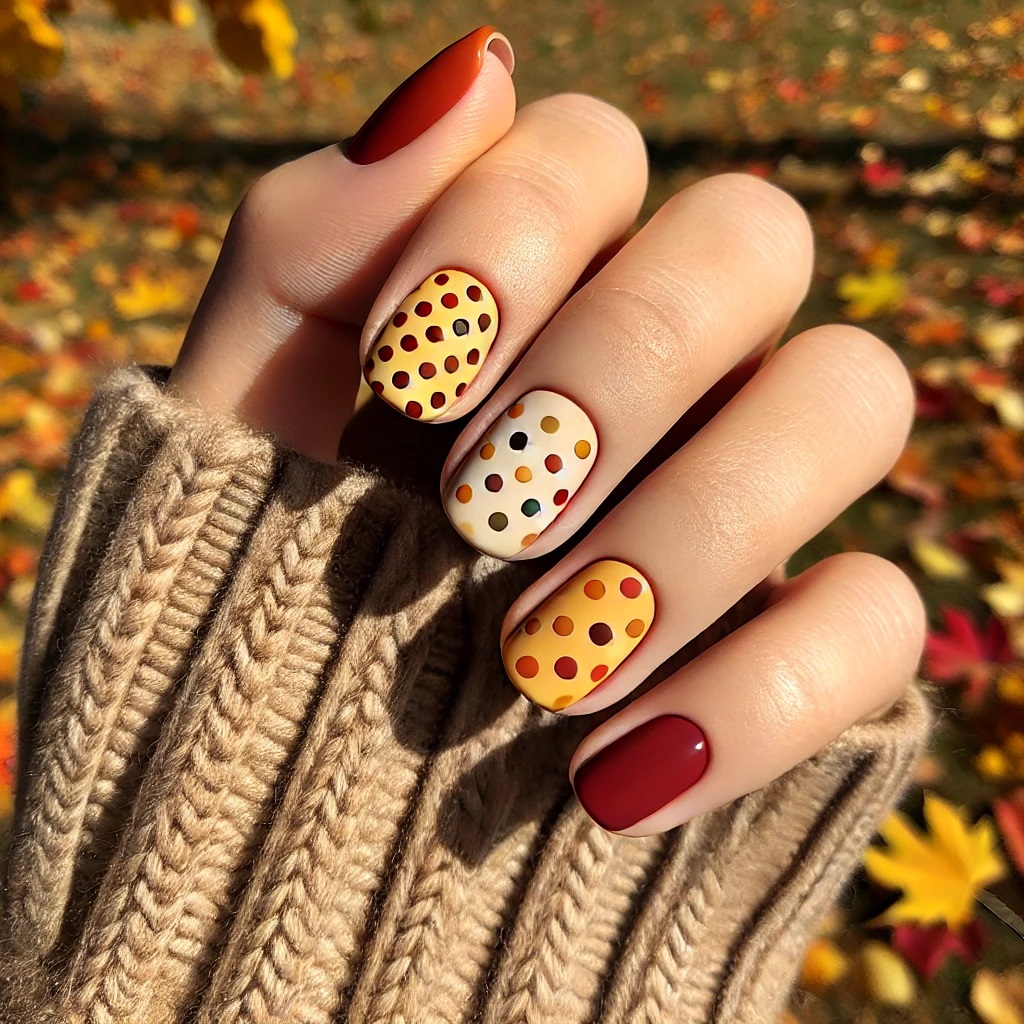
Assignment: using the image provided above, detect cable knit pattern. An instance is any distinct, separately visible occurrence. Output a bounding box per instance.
[0,366,931,1024]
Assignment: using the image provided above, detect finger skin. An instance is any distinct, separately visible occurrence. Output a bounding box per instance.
[502,324,915,713]
[570,552,925,836]
[170,34,516,458]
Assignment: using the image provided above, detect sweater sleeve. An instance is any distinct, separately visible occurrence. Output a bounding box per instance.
[0,365,931,1024]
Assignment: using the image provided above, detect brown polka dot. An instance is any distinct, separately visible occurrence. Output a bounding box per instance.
[392,311,408,327]
[584,580,606,600]
[485,474,503,492]
[455,484,473,504]
[524,617,541,635]
[455,383,467,397]
[371,381,384,395]
[419,362,436,379]
[626,618,646,638]
[541,416,560,433]
[431,392,446,409]
[554,656,577,680]
[575,439,592,459]
[515,656,539,678]
[589,622,613,646]
[544,454,563,473]
[478,313,492,331]
[433,273,449,285]
[515,466,533,483]
[591,664,608,682]
[467,349,480,365]
[508,402,525,418]
[377,345,393,361]
[441,292,459,308]
[480,442,496,460]
[426,325,444,342]
[405,401,422,418]
[488,512,508,532]
[444,355,459,373]
[415,301,432,317]
[401,334,418,351]
[553,615,574,636]
[392,371,410,389]
[467,284,482,301]
[521,533,538,547]
[553,489,569,505]
[552,695,575,711]
[620,577,643,599]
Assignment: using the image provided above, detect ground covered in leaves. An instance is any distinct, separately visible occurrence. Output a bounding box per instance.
[2,3,1024,1022]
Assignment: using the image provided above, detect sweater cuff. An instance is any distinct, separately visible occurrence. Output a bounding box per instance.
[2,365,931,1024]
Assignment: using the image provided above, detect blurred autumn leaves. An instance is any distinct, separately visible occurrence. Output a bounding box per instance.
[0,0,297,110]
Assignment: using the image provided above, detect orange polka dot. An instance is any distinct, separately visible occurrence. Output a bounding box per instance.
[515,466,533,483]
[575,440,592,459]
[544,454,563,473]
[480,442,496,460]
[553,615,574,636]
[508,402,525,418]
[626,619,646,638]
[455,484,473,504]
[552,695,575,710]
[591,665,608,682]
[516,656,539,678]
[584,580,606,600]
[541,416,560,433]
[521,533,538,547]
[524,617,541,635]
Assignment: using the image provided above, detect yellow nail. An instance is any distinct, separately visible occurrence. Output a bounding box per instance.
[503,560,655,711]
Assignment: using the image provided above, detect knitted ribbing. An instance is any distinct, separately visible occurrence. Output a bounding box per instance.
[0,366,931,1024]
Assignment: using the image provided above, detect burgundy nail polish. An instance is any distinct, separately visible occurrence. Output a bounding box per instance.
[573,716,710,832]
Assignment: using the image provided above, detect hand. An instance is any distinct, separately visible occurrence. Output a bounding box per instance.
[171,26,925,836]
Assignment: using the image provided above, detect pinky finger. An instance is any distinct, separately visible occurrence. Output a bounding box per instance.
[569,552,926,836]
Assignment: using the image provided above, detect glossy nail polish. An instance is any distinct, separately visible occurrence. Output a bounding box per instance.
[365,270,499,420]
[573,716,710,832]
[442,390,598,558]
[503,561,654,711]
[345,26,512,165]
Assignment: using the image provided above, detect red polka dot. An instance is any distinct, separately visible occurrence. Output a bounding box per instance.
[467,285,482,301]
[426,325,444,342]
[516,656,539,678]
[591,665,608,682]
[620,577,643,598]
[478,313,492,331]
[401,335,418,352]
[419,362,436,379]
[467,349,480,365]
[485,474,503,492]
[554,656,578,680]
[434,273,449,285]
[378,345,393,362]
[455,383,467,397]
[392,311,408,327]
[545,455,563,473]
[444,355,459,373]
[364,358,374,373]
[431,392,446,409]
[392,371,410,389]
[442,292,459,308]
[371,381,384,395]
[405,401,423,419]
[553,489,569,506]
[415,301,432,317]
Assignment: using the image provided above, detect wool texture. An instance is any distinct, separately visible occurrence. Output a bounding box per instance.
[0,366,931,1024]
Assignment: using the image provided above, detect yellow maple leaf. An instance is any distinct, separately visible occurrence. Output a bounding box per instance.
[113,271,189,320]
[211,0,297,78]
[836,270,908,320]
[863,792,1006,928]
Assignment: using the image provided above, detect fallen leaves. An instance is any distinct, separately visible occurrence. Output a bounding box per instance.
[836,269,909,319]
[923,607,1011,706]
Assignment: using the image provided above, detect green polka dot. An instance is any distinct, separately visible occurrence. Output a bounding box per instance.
[488,512,509,532]
[521,498,541,517]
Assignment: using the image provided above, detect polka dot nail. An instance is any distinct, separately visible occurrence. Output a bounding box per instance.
[364,269,499,420]
[503,560,655,711]
[442,390,598,558]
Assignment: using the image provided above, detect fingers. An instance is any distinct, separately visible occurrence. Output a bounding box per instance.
[501,324,915,713]
[170,27,516,459]
[441,173,814,559]
[570,551,926,836]
[361,94,648,422]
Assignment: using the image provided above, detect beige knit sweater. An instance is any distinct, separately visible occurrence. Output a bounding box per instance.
[0,366,930,1024]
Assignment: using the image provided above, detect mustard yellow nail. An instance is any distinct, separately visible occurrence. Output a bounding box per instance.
[364,269,499,420]
[503,560,655,711]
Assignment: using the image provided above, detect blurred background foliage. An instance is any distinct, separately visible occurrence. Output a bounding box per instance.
[1,2,1023,1022]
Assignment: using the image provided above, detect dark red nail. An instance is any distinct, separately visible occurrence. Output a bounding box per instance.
[344,26,512,165]
[573,716,710,832]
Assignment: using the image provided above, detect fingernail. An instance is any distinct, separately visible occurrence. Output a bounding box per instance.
[364,270,499,420]
[442,390,597,558]
[503,561,655,711]
[344,26,514,165]
[573,716,710,833]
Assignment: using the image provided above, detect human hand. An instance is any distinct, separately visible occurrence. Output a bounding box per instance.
[170,26,925,836]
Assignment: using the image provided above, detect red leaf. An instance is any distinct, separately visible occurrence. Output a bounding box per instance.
[891,921,987,980]
[15,279,45,302]
[994,789,1024,877]
[924,607,1012,706]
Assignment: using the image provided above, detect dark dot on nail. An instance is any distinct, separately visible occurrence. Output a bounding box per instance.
[377,345,393,362]
[433,273,449,285]
[371,381,384,395]
[467,348,480,365]
[441,292,459,309]
[620,577,643,599]
[444,355,459,373]
[426,325,444,342]
[418,362,436,379]
[364,358,374,373]
[455,382,467,396]
[515,655,538,678]
[392,371,410,389]
[524,617,541,635]
[392,311,408,327]
[553,488,569,505]
[400,334,418,352]
[521,498,541,517]
[405,401,422,419]
[589,622,613,646]
[415,301,432,317]
[467,284,482,301]
[554,656,577,680]
[591,665,608,682]
[478,313,492,331]
[485,474,503,492]
[431,391,446,409]
[509,431,528,451]
[453,318,470,336]
[488,512,508,532]
[544,454,563,473]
